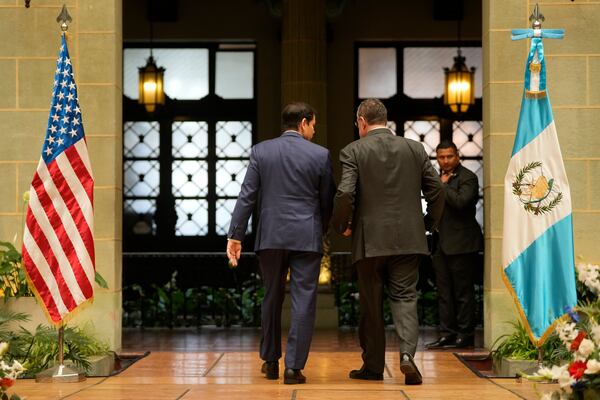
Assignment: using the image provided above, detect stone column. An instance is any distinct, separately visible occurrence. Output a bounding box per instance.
[281,0,328,146]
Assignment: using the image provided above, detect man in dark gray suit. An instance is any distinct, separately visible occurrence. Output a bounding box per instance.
[332,99,444,385]
[425,141,483,349]
[226,102,335,385]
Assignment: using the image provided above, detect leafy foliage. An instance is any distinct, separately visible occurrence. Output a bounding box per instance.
[0,309,109,378]
[123,271,265,328]
[0,242,32,299]
[491,320,570,365]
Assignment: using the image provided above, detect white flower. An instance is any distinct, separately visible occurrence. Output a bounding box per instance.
[586,359,600,374]
[556,321,578,345]
[590,324,600,346]
[5,360,24,379]
[558,367,574,388]
[535,366,553,378]
[576,263,600,293]
[578,338,595,358]
[0,342,8,356]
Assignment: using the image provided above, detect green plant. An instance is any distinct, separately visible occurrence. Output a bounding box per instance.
[123,271,265,328]
[334,281,359,326]
[0,242,32,299]
[0,309,109,377]
[491,320,570,366]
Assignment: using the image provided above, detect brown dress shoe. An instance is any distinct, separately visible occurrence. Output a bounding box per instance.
[283,368,306,384]
[400,353,422,385]
[261,361,279,380]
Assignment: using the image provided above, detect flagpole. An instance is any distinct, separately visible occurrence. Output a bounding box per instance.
[35,6,86,383]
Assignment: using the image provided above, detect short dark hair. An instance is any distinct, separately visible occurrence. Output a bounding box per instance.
[436,140,458,152]
[281,102,316,131]
[357,98,387,125]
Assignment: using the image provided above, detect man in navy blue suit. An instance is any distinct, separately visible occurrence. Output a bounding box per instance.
[226,102,335,385]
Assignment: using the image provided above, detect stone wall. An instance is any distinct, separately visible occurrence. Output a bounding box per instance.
[0,0,123,351]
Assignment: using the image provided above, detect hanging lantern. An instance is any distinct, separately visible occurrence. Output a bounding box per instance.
[138,56,165,113]
[444,49,475,114]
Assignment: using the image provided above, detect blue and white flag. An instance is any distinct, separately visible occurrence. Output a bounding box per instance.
[502,28,577,346]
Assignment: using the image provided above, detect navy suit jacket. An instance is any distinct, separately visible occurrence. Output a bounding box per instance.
[227,131,336,253]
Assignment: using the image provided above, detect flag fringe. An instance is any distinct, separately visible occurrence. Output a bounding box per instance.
[500,265,566,348]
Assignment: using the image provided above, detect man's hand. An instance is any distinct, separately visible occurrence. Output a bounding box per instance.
[226,239,242,268]
[342,227,352,237]
[440,171,455,184]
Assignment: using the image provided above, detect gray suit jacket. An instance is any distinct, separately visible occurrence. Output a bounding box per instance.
[332,128,444,263]
[436,164,483,255]
[228,131,336,253]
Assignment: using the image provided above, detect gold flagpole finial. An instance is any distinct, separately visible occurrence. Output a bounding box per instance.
[56,4,72,32]
[529,3,545,29]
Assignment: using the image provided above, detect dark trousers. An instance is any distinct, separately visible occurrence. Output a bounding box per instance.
[355,254,420,374]
[257,249,321,370]
[432,251,478,337]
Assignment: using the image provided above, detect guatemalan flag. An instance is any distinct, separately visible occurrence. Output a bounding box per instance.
[22,33,95,324]
[502,28,577,346]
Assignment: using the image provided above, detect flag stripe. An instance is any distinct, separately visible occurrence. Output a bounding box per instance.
[47,162,95,270]
[55,146,94,233]
[511,91,553,156]
[50,153,95,269]
[40,159,95,287]
[504,215,576,339]
[73,138,94,182]
[28,180,87,303]
[22,228,69,318]
[22,249,62,322]
[24,207,78,311]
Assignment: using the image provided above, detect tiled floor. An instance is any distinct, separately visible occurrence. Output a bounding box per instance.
[9,329,557,399]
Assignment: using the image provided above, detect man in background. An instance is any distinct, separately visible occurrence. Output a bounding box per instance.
[332,99,444,385]
[226,102,335,384]
[426,141,483,349]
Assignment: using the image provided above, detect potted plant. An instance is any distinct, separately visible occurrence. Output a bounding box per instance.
[491,320,570,377]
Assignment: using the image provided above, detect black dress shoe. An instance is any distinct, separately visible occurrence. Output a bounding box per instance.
[443,335,474,348]
[348,367,384,381]
[400,353,422,385]
[283,368,306,384]
[425,335,456,349]
[261,361,279,380]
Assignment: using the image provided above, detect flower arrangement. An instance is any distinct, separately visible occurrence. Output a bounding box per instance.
[0,342,23,400]
[528,263,600,399]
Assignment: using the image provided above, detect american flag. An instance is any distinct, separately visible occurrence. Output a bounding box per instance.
[22,33,95,324]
